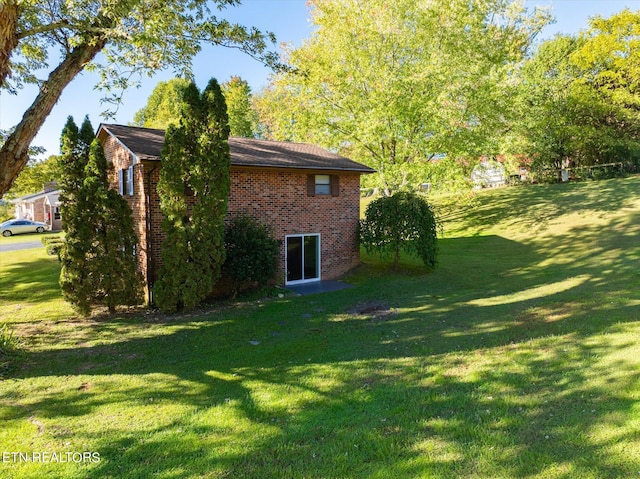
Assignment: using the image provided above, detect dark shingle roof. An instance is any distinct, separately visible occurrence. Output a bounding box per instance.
[99,124,165,161]
[99,124,375,173]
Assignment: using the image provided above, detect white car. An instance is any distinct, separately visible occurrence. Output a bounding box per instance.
[1,219,47,237]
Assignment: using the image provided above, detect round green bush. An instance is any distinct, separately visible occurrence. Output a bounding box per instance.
[223,215,280,296]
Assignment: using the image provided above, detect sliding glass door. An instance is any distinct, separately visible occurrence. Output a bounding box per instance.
[286,234,320,284]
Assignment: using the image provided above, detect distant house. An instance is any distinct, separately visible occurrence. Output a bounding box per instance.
[11,182,62,231]
[96,124,375,300]
[471,158,507,189]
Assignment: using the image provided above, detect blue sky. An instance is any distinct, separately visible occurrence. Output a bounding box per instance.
[1,0,639,159]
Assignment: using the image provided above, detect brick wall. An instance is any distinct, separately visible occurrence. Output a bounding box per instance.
[32,198,45,223]
[103,138,363,296]
[103,136,150,289]
[228,168,362,282]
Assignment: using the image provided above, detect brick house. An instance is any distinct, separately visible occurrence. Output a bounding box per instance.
[11,182,63,231]
[96,124,374,300]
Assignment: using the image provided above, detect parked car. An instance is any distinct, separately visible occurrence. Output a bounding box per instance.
[0,219,47,237]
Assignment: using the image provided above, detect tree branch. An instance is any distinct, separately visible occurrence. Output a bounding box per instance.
[0,35,108,196]
[0,0,19,88]
[16,20,74,40]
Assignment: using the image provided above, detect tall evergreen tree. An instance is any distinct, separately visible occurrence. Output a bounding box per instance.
[59,116,143,315]
[59,116,94,315]
[79,116,95,153]
[154,78,231,312]
[84,140,143,313]
[58,116,83,195]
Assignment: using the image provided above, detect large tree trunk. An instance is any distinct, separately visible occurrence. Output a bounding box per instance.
[0,0,19,88]
[0,38,107,197]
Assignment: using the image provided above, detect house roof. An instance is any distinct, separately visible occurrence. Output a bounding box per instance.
[98,124,375,173]
[11,189,61,204]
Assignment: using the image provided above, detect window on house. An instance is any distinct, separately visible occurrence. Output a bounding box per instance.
[54,207,61,220]
[118,169,126,195]
[122,243,137,258]
[307,174,339,196]
[315,175,331,195]
[119,166,134,196]
[128,166,134,196]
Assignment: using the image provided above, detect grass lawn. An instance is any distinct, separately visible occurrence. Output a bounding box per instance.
[1,177,639,478]
[0,230,62,245]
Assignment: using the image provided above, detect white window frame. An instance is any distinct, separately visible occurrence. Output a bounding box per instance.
[118,166,134,196]
[127,165,134,196]
[285,233,321,285]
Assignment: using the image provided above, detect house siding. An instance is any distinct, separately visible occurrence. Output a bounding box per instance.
[103,138,363,299]
[32,198,46,223]
[104,136,149,287]
[228,168,361,282]
[14,192,62,231]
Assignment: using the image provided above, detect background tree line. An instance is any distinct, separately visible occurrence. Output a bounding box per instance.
[131,2,640,195]
[4,1,639,200]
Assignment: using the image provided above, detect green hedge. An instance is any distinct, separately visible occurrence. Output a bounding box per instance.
[41,235,66,259]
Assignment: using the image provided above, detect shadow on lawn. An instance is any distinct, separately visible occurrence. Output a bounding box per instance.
[0,256,62,305]
[4,215,640,477]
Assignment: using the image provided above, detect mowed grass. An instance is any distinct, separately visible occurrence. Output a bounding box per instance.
[1,177,639,478]
[0,245,73,324]
[0,230,62,245]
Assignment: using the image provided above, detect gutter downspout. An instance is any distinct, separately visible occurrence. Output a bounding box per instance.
[145,162,159,306]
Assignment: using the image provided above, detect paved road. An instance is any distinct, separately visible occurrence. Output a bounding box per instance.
[0,241,43,253]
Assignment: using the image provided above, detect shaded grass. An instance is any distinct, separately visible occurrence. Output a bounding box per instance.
[1,177,639,478]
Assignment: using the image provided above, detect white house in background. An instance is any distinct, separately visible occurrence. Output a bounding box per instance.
[11,182,63,231]
[471,159,507,189]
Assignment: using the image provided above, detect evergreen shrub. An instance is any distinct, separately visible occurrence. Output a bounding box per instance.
[223,215,279,297]
[154,78,230,312]
[42,236,66,258]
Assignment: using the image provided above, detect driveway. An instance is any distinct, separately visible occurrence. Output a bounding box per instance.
[0,241,43,253]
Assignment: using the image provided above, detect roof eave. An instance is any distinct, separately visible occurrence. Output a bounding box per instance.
[233,163,375,173]
[10,190,53,202]
[98,124,140,165]
[139,156,375,173]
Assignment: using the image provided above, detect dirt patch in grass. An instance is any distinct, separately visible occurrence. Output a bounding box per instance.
[347,301,395,321]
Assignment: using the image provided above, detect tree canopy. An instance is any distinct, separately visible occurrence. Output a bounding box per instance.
[505,10,640,177]
[255,0,551,194]
[575,9,640,114]
[0,0,278,197]
[132,78,190,130]
[133,76,258,137]
[360,191,438,269]
[221,76,258,137]
[5,155,60,199]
